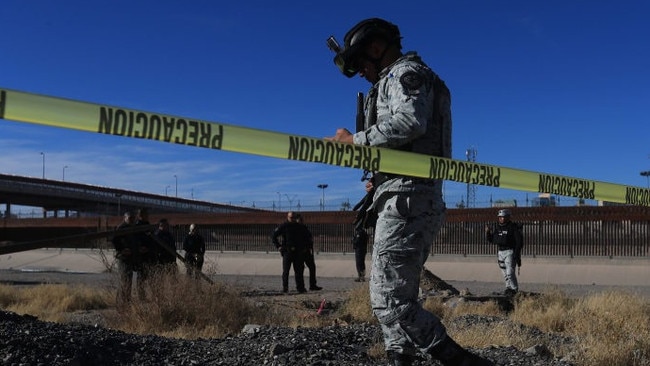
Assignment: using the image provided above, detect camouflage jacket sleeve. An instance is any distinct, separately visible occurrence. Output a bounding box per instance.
[353,54,435,148]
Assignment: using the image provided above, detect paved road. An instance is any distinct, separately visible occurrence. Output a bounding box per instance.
[1,269,649,300]
[1,248,649,298]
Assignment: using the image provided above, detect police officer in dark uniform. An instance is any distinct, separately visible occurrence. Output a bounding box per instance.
[183,223,206,280]
[154,218,178,275]
[271,211,309,293]
[134,207,156,299]
[112,211,138,304]
[295,213,322,291]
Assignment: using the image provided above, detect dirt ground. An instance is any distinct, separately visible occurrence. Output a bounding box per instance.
[2,268,649,300]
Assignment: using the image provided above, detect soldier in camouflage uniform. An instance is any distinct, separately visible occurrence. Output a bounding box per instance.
[327,18,493,366]
[485,209,523,296]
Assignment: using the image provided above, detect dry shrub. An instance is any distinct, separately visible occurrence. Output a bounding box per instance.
[0,283,111,322]
[367,340,388,361]
[422,296,452,319]
[4,275,650,366]
[453,319,522,348]
[443,298,503,318]
[338,282,376,324]
[511,286,576,332]
[429,298,507,348]
[107,270,262,338]
[566,290,650,366]
[0,284,20,308]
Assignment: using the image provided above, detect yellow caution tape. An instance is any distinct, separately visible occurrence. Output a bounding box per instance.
[1,88,648,206]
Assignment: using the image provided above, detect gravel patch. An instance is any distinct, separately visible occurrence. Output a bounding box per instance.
[0,310,577,366]
[0,268,588,365]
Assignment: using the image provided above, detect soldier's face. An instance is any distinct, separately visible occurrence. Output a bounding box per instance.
[355,40,389,84]
[357,58,379,84]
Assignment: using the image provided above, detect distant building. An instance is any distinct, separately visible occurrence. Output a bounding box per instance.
[532,193,557,207]
[597,200,627,207]
[491,199,517,208]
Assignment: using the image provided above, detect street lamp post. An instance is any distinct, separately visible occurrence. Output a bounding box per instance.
[62,165,68,181]
[165,185,171,196]
[276,192,281,211]
[174,175,178,197]
[641,171,650,188]
[317,184,328,211]
[40,152,45,179]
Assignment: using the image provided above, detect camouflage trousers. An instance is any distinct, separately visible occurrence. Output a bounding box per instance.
[369,190,447,356]
[498,249,518,291]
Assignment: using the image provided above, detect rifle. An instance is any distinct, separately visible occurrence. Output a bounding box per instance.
[352,191,372,230]
[355,92,364,133]
[351,91,377,232]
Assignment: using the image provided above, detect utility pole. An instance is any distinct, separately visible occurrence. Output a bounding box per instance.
[465,147,477,208]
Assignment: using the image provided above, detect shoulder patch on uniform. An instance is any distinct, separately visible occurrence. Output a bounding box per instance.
[399,71,423,91]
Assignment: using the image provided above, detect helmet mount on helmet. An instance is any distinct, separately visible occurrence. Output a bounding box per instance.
[326,18,401,77]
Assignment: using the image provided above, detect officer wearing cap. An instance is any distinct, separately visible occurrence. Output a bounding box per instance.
[326,18,493,366]
[485,209,523,296]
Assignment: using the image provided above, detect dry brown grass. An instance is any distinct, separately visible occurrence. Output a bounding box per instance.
[336,283,650,366]
[564,290,650,366]
[510,285,576,332]
[104,268,336,338]
[338,282,376,324]
[0,283,112,323]
[2,277,650,366]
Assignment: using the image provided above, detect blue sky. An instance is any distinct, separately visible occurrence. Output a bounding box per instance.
[1,0,649,213]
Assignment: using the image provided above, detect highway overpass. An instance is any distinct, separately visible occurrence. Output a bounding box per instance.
[0,173,260,218]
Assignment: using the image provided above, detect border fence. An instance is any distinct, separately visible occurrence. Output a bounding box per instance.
[2,206,648,259]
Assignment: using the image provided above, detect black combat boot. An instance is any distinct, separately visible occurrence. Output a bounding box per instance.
[354,271,366,282]
[429,336,494,366]
[386,351,415,366]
